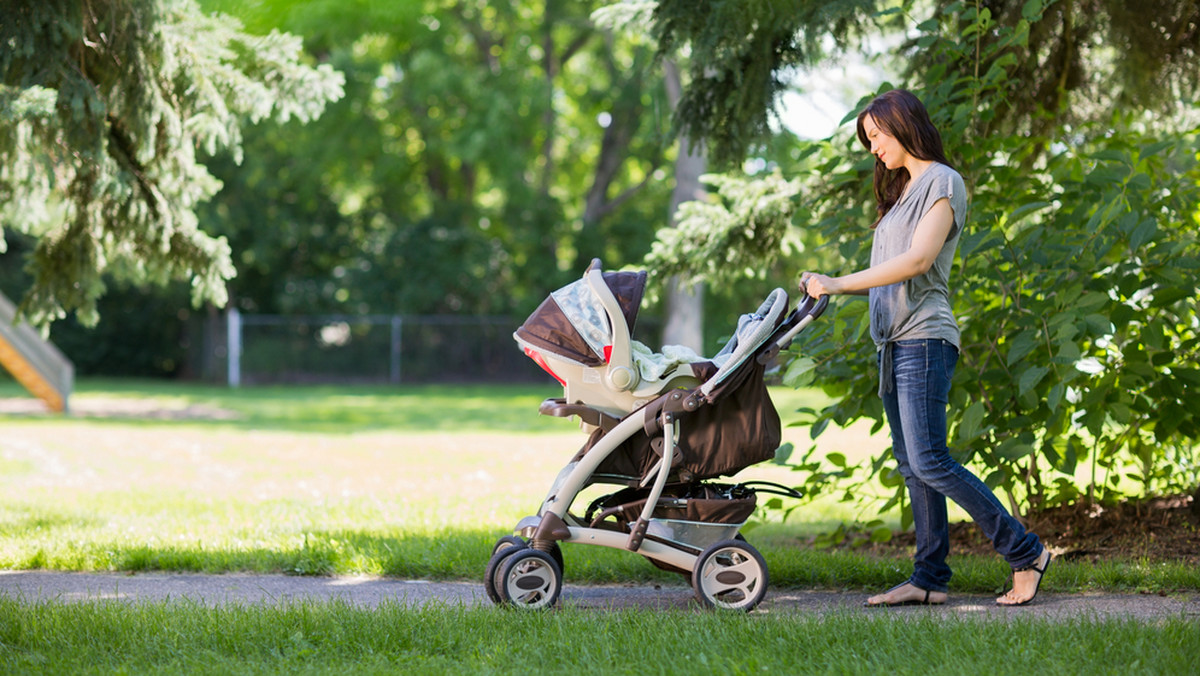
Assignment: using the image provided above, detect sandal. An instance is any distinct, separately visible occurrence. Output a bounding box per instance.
[864,582,947,607]
[996,549,1052,606]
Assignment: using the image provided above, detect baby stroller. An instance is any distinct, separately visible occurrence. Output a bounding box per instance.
[487,259,827,611]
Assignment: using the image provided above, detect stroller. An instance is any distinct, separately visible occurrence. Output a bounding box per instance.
[487,259,827,611]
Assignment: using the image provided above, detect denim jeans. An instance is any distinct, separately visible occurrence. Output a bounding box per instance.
[880,339,1042,592]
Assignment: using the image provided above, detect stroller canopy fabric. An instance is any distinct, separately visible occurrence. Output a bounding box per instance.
[701,288,789,398]
[515,270,647,367]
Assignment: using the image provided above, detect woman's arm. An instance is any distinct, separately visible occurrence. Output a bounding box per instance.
[801,198,955,297]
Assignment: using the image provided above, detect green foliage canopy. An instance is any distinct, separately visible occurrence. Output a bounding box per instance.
[647,0,1200,515]
[653,0,1200,164]
[651,0,878,166]
[0,0,344,327]
[194,0,677,319]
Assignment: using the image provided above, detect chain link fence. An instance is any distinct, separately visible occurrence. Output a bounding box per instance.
[195,311,550,385]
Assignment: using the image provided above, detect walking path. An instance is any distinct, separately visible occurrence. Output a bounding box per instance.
[3,571,1198,621]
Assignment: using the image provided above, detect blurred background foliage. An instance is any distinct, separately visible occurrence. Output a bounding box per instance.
[2,0,1198,513]
[2,0,802,374]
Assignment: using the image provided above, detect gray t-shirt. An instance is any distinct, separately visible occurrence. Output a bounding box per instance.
[869,163,967,386]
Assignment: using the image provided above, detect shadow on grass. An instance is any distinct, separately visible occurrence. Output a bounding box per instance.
[4,528,677,586]
[12,523,1197,594]
[2,379,833,435]
[0,509,103,539]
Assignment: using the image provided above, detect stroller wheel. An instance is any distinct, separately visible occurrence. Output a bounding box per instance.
[497,548,563,610]
[692,539,769,612]
[485,536,565,606]
[484,537,528,605]
[491,535,527,557]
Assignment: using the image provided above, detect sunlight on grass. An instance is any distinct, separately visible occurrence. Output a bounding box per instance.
[2,380,1197,592]
[1,378,569,433]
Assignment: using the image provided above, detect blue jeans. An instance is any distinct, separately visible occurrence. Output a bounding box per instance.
[880,339,1042,592]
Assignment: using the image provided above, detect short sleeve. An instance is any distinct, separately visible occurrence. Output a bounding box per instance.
[922,166,967,240]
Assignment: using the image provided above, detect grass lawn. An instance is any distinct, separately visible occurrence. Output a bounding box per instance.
[2,379,1196,592]
[2,379,1197,674]
[0,380,869,581]
[3,599,1197,675]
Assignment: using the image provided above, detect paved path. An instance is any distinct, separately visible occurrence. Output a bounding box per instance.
[3,571,1199,621]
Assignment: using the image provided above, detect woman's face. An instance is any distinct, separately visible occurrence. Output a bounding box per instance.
[862,114,907,170]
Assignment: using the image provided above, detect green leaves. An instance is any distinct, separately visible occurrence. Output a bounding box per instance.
[1129,219,1159,252]
[956,401,987,443]
[1017,365,1049,396]
[782,356,818,389]
[1021,0,1047,21]
[645,171,803,288]
[741,1,1200,521]
[1006,330,1039,367]
[1,0,344,327]
[650,0,880,165]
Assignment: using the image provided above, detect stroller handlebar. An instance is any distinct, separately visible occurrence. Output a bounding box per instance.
[794,293,829,320]
[763,294,829,359]
[810,294,829,318]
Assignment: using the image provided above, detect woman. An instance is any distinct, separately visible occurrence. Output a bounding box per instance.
[800,89,1051,606]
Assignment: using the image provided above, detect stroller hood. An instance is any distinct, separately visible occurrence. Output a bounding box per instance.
[514,270,647,367]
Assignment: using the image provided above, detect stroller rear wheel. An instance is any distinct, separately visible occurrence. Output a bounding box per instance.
[692,539,769,611]
[496,548,563,610]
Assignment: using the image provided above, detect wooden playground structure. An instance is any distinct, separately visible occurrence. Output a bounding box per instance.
[0,291,73,413]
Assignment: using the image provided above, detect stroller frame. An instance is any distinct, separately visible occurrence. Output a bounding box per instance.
[488,261,827,611]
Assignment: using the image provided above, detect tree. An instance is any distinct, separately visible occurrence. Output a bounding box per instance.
[645,0,1200,517]
[650,0,879,166]
[660,58,706,350]
[594,2,710,349]
[653,0,1200,164]
[195,0,677,321]
[915,0,1200,139]
[0,0,343,327]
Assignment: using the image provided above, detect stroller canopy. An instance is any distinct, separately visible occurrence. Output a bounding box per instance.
[515,270,646,367]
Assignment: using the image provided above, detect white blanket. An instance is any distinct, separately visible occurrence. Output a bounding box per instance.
[630,341,705,382]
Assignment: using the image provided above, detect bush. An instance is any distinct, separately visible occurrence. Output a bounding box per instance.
[648,1,1200,521]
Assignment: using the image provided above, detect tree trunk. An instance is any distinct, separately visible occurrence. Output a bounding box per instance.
[661,59,706,352]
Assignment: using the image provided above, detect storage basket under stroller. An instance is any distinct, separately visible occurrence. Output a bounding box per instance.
[586,483,757,560]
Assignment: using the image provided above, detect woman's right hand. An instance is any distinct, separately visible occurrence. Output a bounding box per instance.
[799,272,837,298]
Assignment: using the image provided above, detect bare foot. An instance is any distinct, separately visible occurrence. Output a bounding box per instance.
[996,549,1052,606]
[865,582,948,607]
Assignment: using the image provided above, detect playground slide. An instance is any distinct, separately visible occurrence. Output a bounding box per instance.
[0,291,73,413]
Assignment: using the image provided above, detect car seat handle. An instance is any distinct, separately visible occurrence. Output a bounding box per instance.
[583,260,639,392]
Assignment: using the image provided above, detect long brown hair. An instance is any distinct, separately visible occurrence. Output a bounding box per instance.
[856,89,952,226]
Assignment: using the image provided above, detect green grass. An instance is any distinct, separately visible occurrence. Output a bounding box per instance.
[10,378,570,433]
[3,377,834,434]
[2,599,1196,675]
[2,380,1196,673]
[1,379,1197,594]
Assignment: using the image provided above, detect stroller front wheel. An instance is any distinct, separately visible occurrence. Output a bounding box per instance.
[484,537,528,604]
[497,548,563,610]
[491,535,527,556]
[692,539,769,612]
